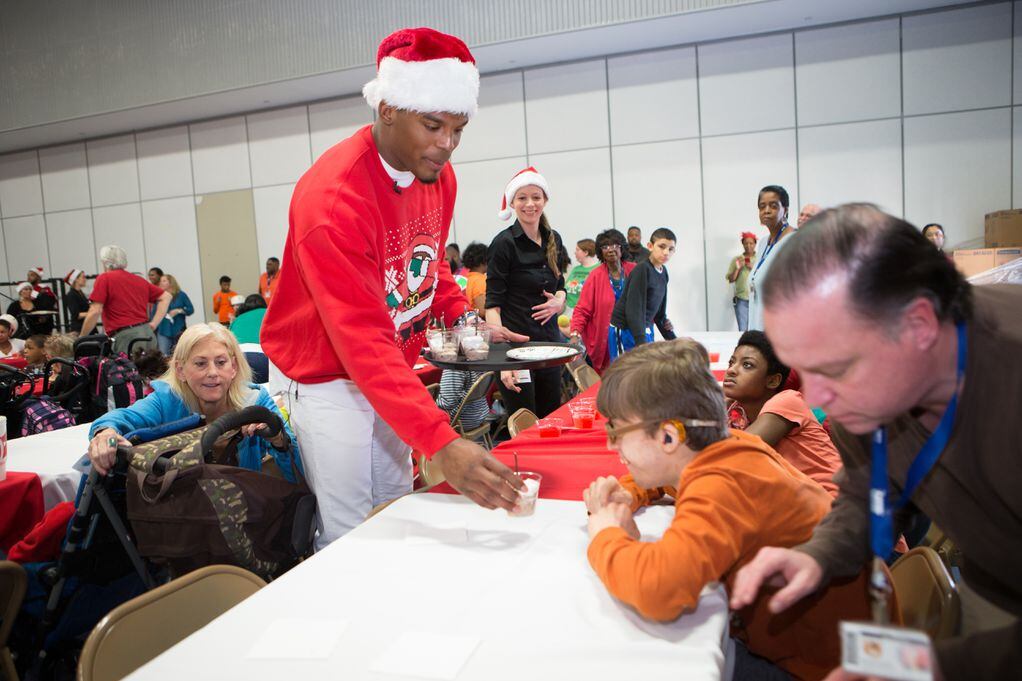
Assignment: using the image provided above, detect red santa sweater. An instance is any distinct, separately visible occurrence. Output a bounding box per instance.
[261,125,469,457]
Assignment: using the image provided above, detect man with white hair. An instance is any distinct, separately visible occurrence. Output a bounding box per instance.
[261,27,528,547]
[80,245,171,354]
[797,202,822,228]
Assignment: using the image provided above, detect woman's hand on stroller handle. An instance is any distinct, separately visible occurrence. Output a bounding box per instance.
[241,422,288,450]
[88,427,132,476]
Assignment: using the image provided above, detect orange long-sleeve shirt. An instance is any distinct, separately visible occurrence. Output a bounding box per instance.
[587,429,878,681]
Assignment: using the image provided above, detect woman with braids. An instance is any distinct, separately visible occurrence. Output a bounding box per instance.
[485,167,567,417]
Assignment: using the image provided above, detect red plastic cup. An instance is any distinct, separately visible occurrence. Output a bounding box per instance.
[712,368,726,382]
[709,352,720,363]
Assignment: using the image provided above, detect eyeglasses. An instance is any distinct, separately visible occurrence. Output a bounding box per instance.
[600,244,621,251]
[604,417,723,445]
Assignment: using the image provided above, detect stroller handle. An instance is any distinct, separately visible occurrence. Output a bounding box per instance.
[42,356,87,392]
[200,405,284,455]
[0,361,36,395]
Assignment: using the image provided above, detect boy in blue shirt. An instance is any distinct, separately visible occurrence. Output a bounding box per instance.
[609,228,677,360]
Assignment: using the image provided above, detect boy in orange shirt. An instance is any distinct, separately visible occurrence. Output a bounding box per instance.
[585,339,880,681]
[212,275,238,324]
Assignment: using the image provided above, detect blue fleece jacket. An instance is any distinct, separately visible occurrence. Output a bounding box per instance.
[89,380,301,482]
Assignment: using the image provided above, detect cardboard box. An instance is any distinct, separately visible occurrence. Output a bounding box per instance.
[985,209,1022,247]
[953,247,1022,278]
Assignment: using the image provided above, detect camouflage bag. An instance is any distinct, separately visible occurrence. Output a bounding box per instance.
[125,422,313,581]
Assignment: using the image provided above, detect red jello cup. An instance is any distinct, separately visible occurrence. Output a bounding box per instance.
[537,419,561,437]
[709,352,720,363]
[712,368,726,382]
[572,413,594,429]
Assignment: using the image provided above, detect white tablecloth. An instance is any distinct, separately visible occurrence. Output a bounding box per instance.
[126,494,731,681]
[6,422,91,509]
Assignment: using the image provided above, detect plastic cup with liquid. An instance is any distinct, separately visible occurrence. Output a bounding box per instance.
[536,418,561,438]
[508,471,542,517]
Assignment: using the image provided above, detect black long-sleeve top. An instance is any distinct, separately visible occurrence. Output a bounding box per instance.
[485,221,565,342]
[610,259,676,344]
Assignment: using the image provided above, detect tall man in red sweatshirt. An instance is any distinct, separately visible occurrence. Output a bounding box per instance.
[261,28,526,547]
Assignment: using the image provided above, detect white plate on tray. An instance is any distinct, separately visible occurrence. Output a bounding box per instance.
[506,346,579,361]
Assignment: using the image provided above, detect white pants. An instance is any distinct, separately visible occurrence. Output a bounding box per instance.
[276,368,412,549]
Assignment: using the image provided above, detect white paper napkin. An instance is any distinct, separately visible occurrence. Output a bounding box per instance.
[246,618,348,660]
[369,632,480,680]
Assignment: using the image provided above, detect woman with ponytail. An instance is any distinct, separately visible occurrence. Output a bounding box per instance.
[486,167,567,417]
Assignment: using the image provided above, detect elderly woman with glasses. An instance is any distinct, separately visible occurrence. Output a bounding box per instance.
[568,228,636,374]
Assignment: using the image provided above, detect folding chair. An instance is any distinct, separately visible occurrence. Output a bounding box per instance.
[450,372,495,449]
[570,364,601,392]
[890,546,960,641]
[78,565,265,681]
[507,408,537,439]
[1,561,28,681]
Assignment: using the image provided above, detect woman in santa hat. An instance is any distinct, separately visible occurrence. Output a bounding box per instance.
[7,282,50,338]
[63,268,90,334]
[485,167,568,418]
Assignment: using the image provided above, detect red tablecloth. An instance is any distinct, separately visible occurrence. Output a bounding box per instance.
[0,471,45,552]
[430,385,626,501]
[414,362,442,386]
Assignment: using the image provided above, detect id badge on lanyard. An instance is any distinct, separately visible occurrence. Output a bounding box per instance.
[867,322,966,623]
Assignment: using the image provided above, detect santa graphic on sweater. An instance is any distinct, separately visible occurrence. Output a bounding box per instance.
[386,233,439,341]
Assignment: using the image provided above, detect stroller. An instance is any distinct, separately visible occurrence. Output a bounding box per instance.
[13,406,316,680]
[0,363,38,440]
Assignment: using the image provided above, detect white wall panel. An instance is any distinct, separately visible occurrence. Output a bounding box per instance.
[1015,3,1022,105]
[136,126,194,201]
[798,119,903,216]
[3,214,50,280]
[141,197,205,322]
[45,209,95,282]
[0,151,44,218]
[702,129,797,331]
[698,34,795,136]
[612,139,705,331]
[455,72,527,164]
[247,106,312,187]
[189,116,251,195]
[92,203,146,275]
[527,148,614,259]
[905,109,1011,248]
[903,3,1012,116]
[450,157,527,250]
[796,19,901,126]
[524,60,609,154]
[608,47,699,145]
[39,143,91,213]
[86,134,139,207]
[1015,107,1022,208]
[253,183,295,269]
[309,97,372,162]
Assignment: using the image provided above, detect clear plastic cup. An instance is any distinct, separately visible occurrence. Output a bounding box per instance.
[458,328,492,361]
[508,471,542,517]
[426,329,458,362]
[569,403,595,429]
[536,418,561,438]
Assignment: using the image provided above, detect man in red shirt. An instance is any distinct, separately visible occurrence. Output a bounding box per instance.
[81,245,170,354]
[261,27,527,546]
[259,257,280,304]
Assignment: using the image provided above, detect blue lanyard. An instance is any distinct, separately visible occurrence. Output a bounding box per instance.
[609,270,625,300]
[869,322,966,560]
[751,224,789,281]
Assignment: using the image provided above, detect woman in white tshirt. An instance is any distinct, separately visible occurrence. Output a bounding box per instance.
[0,314,26,358]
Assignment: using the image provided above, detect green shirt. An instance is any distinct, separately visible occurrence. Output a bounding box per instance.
[230,308,266,345]
[564,263,600,309]
[726,256,753,301]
